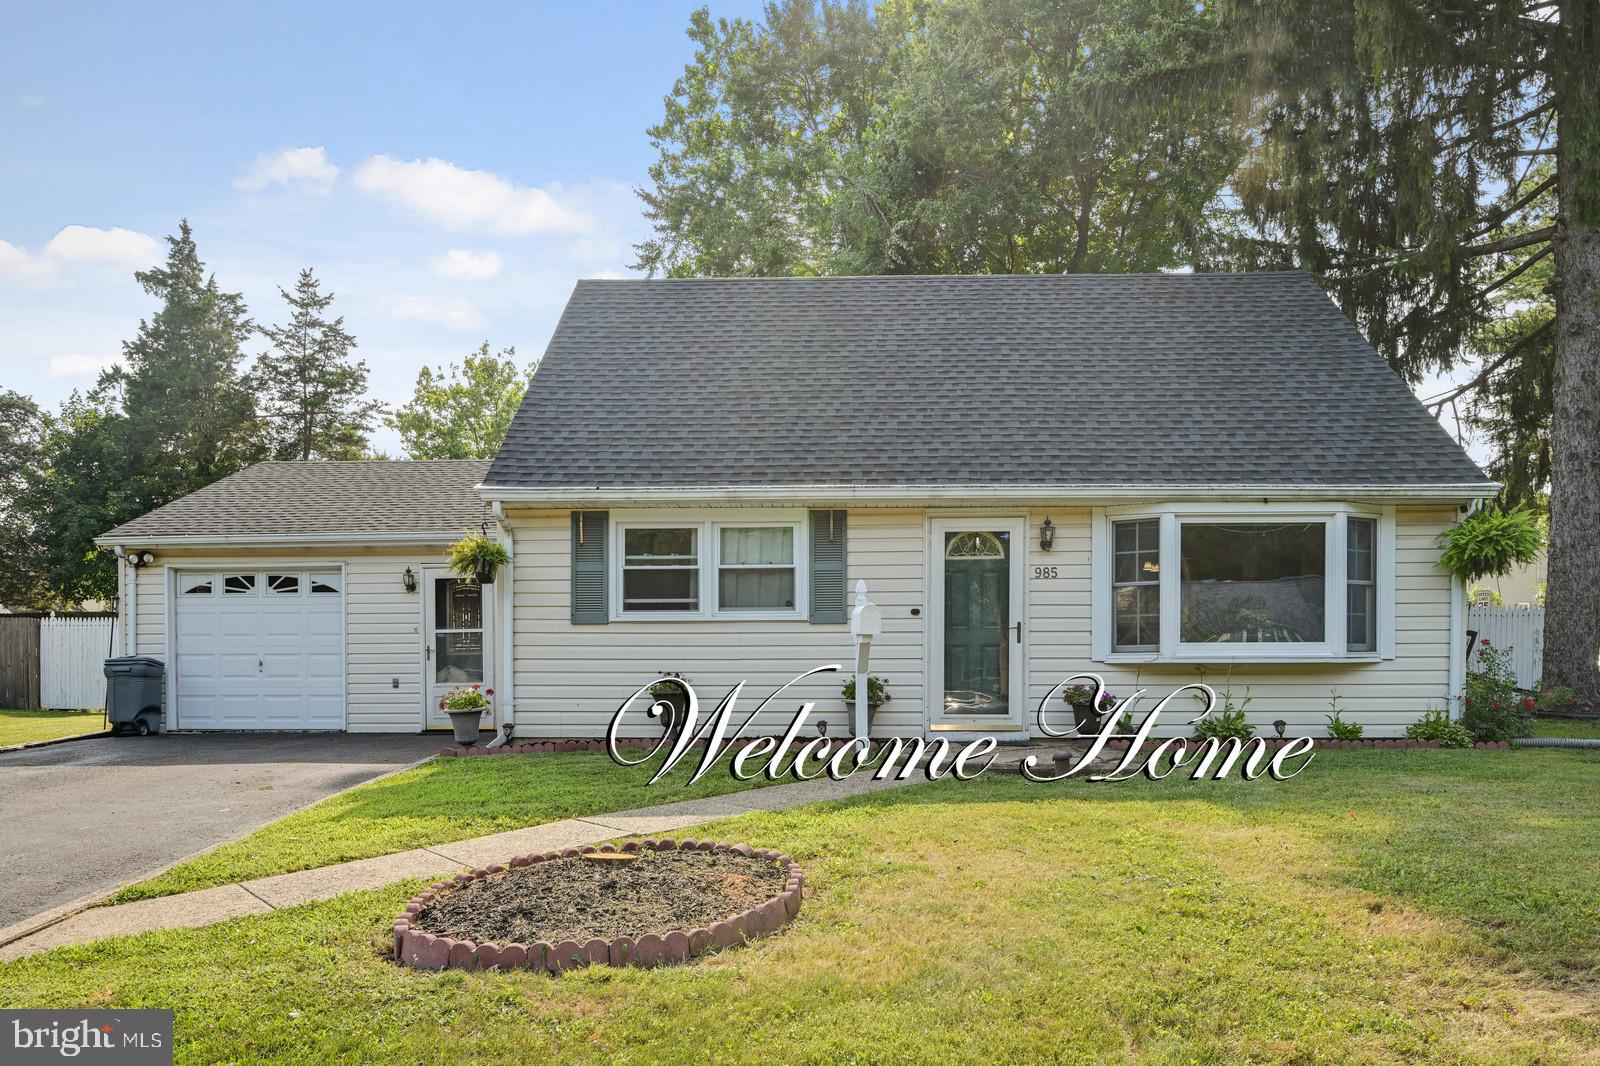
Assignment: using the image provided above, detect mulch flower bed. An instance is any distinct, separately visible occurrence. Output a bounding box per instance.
[394,840,803,973]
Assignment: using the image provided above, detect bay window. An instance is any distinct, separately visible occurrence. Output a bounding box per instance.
[614,516,805,619]
[1100,506,1390,661]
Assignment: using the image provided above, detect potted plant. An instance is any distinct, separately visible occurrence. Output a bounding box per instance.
[842,675,890,712]
[649,674,690,737]
[448,532,510,585]
[1062,684,1118,735]
[440,683,492,745]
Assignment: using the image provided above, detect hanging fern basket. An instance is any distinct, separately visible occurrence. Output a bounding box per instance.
[448,533,510,586]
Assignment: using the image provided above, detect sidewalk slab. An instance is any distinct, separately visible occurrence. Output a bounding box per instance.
[0,884,269,962]
[426,818,613,868]
[247,850,457,910]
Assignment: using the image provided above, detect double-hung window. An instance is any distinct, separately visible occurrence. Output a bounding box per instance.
[615,516,805,618]
[1099,506,1388,661]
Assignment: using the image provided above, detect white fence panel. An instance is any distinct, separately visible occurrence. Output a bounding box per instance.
[40,615,115,709]
[1465,604,1544,691]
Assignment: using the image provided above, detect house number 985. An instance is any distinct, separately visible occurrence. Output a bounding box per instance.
[1032,566,1059,580]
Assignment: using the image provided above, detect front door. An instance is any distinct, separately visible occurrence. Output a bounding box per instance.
[929,518,1026,731]
[424,569,494,730]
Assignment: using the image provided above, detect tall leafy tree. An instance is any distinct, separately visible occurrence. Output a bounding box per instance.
[1219,0,1599,704]
[636,0,1246,277]
[26,394,133,604]
[388,343,534,459]
[251,269,383,460]
[0,389,56,610]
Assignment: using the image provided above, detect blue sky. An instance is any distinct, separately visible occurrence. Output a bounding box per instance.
[2,0,1477,458]
[0,0,765,451]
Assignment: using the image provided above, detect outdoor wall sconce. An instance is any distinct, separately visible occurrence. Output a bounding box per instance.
[403,567,417,593]
[125,551,156,568]
[1273,719,1287,738]
[1039,517,1055,552]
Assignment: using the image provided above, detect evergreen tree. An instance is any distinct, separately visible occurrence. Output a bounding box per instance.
[1219,0,1599,705]
[388,343,534,460]
[251,269,382,460]
[0,389,56,610]
[105,219,263,514]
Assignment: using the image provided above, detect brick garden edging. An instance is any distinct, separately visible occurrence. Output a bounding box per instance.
[394,839,803,973]
[445,736,1515,758]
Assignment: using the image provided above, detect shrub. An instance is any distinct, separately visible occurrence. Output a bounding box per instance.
[1435,505,1543,583]
[1194,705,1254,742]
[1460,639,1533,742]
[1533,684,1579,714]
[1405,709,1475,748]
[1326,712,1365,741]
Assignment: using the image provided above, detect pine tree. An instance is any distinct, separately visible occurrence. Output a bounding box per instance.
[251,269,382,460]
[106,219,263,514]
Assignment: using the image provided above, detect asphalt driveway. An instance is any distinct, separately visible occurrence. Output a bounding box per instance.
[0,732,444,930]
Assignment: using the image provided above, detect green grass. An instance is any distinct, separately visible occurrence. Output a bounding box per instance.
[1530,716,1600,739]
[110,752,778,903]
[6,748,1598,1064]
[0,708,105,747]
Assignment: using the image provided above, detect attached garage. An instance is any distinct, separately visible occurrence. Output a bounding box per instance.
[96,460,498,734]
[171,569,345,729]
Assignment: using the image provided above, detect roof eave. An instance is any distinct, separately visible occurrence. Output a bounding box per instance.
[477,481,1500,506]
[92,531,466,549]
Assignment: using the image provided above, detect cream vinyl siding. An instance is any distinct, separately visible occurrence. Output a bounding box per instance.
[1025,507,1457,738]
[132,547,443,732]
[507,503,1457,741]
[506,508,926,738]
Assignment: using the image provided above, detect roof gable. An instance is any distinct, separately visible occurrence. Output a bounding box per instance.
[487,272,1489,492]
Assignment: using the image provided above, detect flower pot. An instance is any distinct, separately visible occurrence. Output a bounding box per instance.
[1070,702,1104,735]
[650,688,689,738]
[446,707,487,745]
[473,565,496,585]
[843,698,888,713]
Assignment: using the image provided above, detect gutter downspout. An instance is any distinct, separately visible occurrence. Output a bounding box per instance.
[488,502,515,747]
[113,546,135,657]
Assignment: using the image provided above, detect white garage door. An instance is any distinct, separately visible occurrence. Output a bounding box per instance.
[173,569,345,730]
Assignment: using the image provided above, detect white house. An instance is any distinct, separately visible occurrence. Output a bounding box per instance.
[98,272,1495,739]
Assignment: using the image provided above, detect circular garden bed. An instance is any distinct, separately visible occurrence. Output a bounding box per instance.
[394,839,803,972]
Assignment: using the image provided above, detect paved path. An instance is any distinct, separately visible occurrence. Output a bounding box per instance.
[0,745,1083,961]
[0,733,443,930]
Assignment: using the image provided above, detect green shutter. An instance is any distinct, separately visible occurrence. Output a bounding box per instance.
[571,511,609,624]
[809,509,848,623]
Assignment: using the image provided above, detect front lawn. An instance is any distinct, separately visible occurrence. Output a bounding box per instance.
[0,707,105,747]
[111,751,778,903]
[7,748,1598,1064]
[1530,716,1600,739]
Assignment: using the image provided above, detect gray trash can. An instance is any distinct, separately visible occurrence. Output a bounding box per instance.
[103,656,164,735]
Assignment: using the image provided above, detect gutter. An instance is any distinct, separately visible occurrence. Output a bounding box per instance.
[476,482,1501,506]
[92,531,464,549]
[488,502,515,748]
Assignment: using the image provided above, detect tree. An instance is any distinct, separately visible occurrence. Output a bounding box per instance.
[0,389,56,610]
[388,343,534,460]
[105,219,263,512]
[251,268,383,460]
[1218,1,1599,705]
[636,0,1246,277]
[26,394,132,604]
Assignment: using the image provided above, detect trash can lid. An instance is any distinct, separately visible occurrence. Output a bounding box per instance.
[105,655,164,667]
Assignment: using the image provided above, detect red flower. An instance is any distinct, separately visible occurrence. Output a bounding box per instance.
[1480,638,1491,646]
[471,683,480,689]
[486,688,494,696]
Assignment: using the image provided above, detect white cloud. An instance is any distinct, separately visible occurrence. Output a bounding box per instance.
[20,94,45,109]
[48,353,120,378]
[235,146,340,195]
[429,248,502,281]
[385,295,486,331]
[352,155,593,236]
[0,226,161,286]
[42,226,163,268]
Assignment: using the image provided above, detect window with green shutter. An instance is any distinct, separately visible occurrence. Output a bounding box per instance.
[808,509,847,623]
[571,511,609,624]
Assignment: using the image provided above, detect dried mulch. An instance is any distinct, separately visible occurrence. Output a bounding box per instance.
[414,849,787,945]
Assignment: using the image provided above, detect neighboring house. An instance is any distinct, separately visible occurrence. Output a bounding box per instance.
[97,272,1495,738]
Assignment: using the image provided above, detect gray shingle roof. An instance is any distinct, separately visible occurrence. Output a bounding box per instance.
[100,461,492,541]
[486,272,1491,491]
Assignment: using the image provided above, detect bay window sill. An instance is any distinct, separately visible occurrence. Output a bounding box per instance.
[1095,651,1384,666]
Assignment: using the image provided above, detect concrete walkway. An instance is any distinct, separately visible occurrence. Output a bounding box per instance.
[0,763,970,962]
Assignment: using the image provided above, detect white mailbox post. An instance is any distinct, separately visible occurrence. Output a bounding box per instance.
[848,579,882,740]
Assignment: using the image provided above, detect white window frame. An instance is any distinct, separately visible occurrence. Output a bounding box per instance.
[1091,502,1396,664]
[610,510,808,621]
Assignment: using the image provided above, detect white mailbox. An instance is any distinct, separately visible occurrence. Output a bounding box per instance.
[849,580,881,740]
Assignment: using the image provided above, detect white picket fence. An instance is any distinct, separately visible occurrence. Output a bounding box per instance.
[40,615,115,710]
[1465,604,1544,691]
